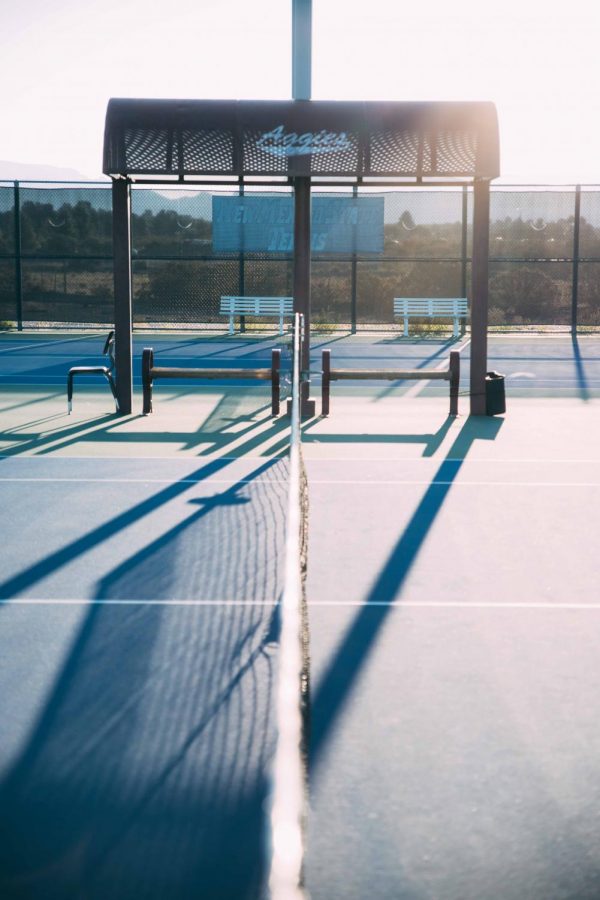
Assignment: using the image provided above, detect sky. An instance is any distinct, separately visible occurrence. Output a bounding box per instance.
[1,0,598,184]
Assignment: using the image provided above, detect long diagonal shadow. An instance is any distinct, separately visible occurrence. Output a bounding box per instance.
[310,415,504,768]
[572,335,590,401]
[0,425,288,601]
[0,456,286,896]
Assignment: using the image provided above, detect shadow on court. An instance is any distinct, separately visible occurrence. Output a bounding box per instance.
[0,455,288,899]
[572,335,590,401]
[309,415,504,769]
[301,414,456,457]
[0,391,289,458]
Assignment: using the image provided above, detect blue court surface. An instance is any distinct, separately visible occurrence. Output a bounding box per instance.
[2,330,600,399]
[2,329,600,899]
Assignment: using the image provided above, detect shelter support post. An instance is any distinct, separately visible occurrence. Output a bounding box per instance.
[112,178,133,415]
[293,176,315,417]
[470,178,491,415]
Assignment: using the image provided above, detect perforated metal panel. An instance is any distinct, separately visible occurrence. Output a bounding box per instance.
[434,131,477,176]
[369,131,423,176]
[124,129,170,173]
[182,129,234,174]
[308,130,361,176]
[242,128,289,176]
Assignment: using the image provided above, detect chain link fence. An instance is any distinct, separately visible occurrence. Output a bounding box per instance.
[1,181,599,330]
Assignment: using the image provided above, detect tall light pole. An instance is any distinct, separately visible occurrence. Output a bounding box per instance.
[292,0,315,415]
[292,0,311,100]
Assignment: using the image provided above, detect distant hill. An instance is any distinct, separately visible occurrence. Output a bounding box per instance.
[0,160,106,183]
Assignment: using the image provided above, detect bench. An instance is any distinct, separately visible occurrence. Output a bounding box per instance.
[321,349,460,417]
[220,296,294,335]
[393,298,468,337]
[141,347,282,416]
[67,330,119,414]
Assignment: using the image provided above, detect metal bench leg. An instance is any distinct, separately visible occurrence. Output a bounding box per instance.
[229,315,234,335]
[142,348,154,415]
[453,317,459,338]
[322,349,331,416]
[104,371,120,413]
[67,371,74,414]
[271,349,281,416]
[279,316,284,336]
[449,350,460,416]
[67,365,117,415]
[404,317,409,337]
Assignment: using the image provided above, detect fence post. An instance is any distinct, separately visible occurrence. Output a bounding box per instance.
[571,184,581,334]
[13,181,23,331]
[351,184,358,333]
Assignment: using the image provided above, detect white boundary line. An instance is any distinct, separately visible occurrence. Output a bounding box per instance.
[0,334,100,354]
[2,598,600,609]
[0,454,283,461]
[4,455,600,464]
[2,477,600,488]
[302,480,600,487]
[0,477,290,485]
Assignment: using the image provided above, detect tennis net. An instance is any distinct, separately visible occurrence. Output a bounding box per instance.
[268,312,310,900]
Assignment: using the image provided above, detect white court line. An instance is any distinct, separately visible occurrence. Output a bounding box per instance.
[0,476,289,485]
[303,458,600,464]
[1,455,600,464]
[403,337,471,399]
[307,600,600,609]
[2,477,600,488]
[0,453,286,461]
[0,598,277,606]
[0,334,99,354]
[0,454,282,460]
[305,480,600,487]
[2,598,600,610]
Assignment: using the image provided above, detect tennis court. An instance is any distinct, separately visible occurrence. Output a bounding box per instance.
[2,327,600,898]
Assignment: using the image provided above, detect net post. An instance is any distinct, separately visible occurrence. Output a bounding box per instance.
[449,350,460,416]
[142,348,154,415]
[322,349,331,416]
[271,348,281,416]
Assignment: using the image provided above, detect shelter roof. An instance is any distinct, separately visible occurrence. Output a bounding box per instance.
[103,99,499,181]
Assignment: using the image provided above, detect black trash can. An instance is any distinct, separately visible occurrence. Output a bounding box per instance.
[485,371,506,415]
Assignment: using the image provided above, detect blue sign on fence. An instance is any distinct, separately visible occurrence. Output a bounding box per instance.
[212,195,383,253]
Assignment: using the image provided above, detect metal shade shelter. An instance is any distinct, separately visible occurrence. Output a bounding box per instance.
[103,98,500,414]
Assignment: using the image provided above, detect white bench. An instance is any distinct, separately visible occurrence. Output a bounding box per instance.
[394,298,468,337]
[220,296,294,335]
